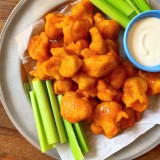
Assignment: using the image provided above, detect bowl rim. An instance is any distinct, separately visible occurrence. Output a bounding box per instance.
[123,10,160,72]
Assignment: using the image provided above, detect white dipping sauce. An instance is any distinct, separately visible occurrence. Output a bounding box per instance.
[128,17,160,66]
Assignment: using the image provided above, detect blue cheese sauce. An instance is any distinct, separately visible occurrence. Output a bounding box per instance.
[128,17,160,66]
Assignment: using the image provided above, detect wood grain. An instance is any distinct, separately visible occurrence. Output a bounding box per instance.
[0,0,159,160]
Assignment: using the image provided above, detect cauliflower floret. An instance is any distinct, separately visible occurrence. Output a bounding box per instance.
[29,62,48,80]
[62,15,91,45]
[91,101,128,138]
[28,32,50,62]
[82,51,117,78]
[93,13,120,40]
[50,47,69,58]
[106,65,127,89]
[41,56,63,80]
[80,48,97,58]
[59,55,82,78]
[122,77,149,112]
[54,79,77,95]
[97,79,117,101]
[138,71,160,95]
[71,0,94,25]
[60,91,93,123]
[66,39,89,56]
[89,27,108,55]
[45,13,64,39]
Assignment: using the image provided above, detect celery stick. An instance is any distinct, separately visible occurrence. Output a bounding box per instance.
[24,82,31,102]
[90,0,130,28]
[30,91,55,153]
[124,0,141,14]
[46,80,67,144]
[106,0,137,17]
[133,0,152,12]
[32,79,59,145]
[73,123,89,154]
[57,95,84,160]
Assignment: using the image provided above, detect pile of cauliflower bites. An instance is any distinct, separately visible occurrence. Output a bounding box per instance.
[28,0,160,138]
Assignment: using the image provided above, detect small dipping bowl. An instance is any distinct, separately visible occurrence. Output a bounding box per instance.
[123,10,160,72]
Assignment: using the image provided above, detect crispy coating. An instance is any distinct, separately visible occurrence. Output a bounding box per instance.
[106,65,127,89]
[66,39,89,56]
[62,15,92,45]
[28,32,50,62]
[82,52,117,78]
[89,27,108,55]
[97,79,117,101]
[45,13,64,39]
[122,77,149,112]
[91,101,128,138]
[50,47,69,58]
[60,91,93,123]
[59,55,82,78]
[71,0,94,25]
[29,62,48,80]
[138,71,160,95]
[54,79,77,95]
[80,48,97,58]
[94,13,120,40]
[41,56,63,80]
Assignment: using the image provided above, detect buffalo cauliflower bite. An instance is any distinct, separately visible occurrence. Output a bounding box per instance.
[45,13,64,39]
[50,47,69,58]
[89,27,108,55]
[59,55,82,78]
[28,32,50,62]
[60,91,93,123]
[62,15,92,45]
[97,79,118,101]
[71,0,94,25]
[29,62,48,80]
[106,65,127,89]
[93,13,120,40]
[91,101,128,138]
[138,71,160,95]
[122,77,149,112]
[66,39,89,56]
[54,79,77,95]
[80,48,97,58]
[41,56,63,80]
[82,51,117,78]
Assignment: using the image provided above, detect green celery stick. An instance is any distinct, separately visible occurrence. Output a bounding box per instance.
[32,79,59,145]
[46,80,67,144]
[30,91,55,153]
[133,0,152,12]
[90,0,130,28]
[73,123,89,153]
[24,82,31,102]
[57,95,84,160]
[106,0,137,18]
[124,0,141,14]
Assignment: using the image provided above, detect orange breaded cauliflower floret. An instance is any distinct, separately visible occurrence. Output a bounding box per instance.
[61,91,93,123]
[91,101,128,138]
[89,27,107,55]
[138,71,160,95]
[71,0,94,25]
[50,47,69,58]
[45,13,64,40]
[93,13,120,40]
[97,79,117,102]
[59,55,82,78]
[106,65,127,89]
[29,62,48,80]
[82,52,117,78]
[28,32,50,62]
[41,56,63,80]
[54,79,77,95]
[62,15,92,45]
[122,77,149,112]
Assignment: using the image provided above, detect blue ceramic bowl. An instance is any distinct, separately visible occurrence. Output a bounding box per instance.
[123,10,160,72]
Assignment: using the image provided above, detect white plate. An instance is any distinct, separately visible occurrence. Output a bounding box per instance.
[0,0,160,159]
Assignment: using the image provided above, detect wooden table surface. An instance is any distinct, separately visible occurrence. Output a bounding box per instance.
[0,0,160,160]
